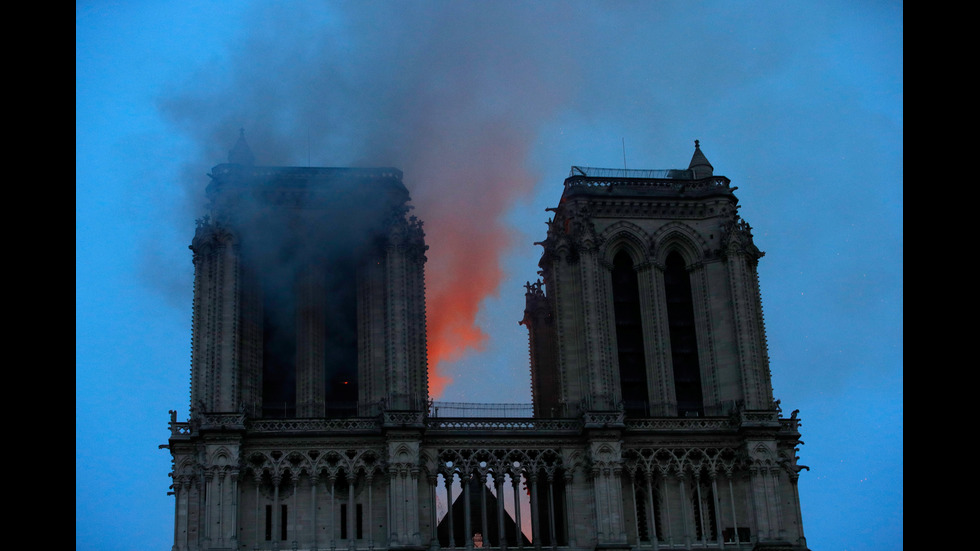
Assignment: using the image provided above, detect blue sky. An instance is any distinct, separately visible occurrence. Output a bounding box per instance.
[76,2,902,549]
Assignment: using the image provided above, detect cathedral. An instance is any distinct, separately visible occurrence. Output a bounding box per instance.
[164,134,810,551]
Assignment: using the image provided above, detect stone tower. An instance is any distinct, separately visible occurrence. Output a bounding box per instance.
[166,132,431,551]
[166,138,808,551]
[521,142,808,549]
[523,141,774,418]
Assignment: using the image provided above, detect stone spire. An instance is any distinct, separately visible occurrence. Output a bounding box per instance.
[228,128,255,166]
[688,139,713,179]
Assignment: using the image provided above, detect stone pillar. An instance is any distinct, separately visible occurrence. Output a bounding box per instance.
[296,261,326,417]
[645,472,658,550]
[348,474,356,551]
[546,473,556,550]
[727,475,742,549]
[589,440,628,547]
[367,474,375,550]
[428,474,440,551]
[480,475,488,550]
[529,472,540,550]
[512,474,523,550]
[446,473,456,549]
[387,439,423,549]
[311,474,319,551]
[495,473,506,550]
[677,474,691,548]
[189,221,242,414]
[173,478,189,551]
[463,473,473,550]
[330,475,337,550]
[711,474,723,549]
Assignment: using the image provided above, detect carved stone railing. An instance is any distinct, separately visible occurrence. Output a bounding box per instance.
[427,418,582,433]
[170,421,192,438]
[249,417,382,434]
[198,413,247,431]
[624,417,735,432]
[583,411,626,428]
[383,411,426,427]
[739,409,781,427]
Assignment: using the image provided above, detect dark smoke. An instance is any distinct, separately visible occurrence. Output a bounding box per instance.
[160,2,587,395]
[158,1,868,397]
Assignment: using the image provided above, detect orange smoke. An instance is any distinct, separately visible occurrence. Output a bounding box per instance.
[423,215,511,398]
[411,141,530,399]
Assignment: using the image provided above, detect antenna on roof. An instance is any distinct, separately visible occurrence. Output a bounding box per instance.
[622,138,627,169]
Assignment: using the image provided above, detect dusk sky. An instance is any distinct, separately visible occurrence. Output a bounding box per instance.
[76,2,902,549]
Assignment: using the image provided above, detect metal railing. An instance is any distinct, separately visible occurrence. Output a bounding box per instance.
[429,401,534,418]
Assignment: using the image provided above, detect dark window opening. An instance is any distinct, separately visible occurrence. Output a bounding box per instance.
[534,469,568,546]
[341,503,347,539]
[612,251,649,416]
[324,257,359,417]
[636,481,663,542]
[356,503,364,540]
[635,488,650,542]
[262,274,297,418]
[722,527,751,543]
[265,504,273,541]
[281,504,288,541]
[691,479,717,542]
[664,251,703,416]
[340,502,363,540]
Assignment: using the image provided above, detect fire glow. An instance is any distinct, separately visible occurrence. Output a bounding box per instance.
[422,209,511,399]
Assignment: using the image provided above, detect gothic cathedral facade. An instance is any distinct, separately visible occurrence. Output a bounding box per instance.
[165,135,809,551]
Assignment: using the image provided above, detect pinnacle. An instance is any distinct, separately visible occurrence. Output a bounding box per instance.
[688,139,713,178]
[228,128,255,166]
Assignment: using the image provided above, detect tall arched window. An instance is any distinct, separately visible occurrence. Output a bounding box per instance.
[612,250,649,415]
[664,251,704,416]
[323,255,358,416]
[262,273,297,418]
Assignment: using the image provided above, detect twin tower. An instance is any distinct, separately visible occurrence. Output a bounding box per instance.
[165,136,809,551]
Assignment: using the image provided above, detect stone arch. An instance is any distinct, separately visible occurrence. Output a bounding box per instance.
[600,221,652,268]
[650,221,709,268]
[205,446,235,469]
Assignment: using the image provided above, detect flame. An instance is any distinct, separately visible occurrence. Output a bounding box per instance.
[424,219,510,398]
[414,152,525,399]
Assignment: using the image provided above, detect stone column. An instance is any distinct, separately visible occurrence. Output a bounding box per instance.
[367,474,375,550]
[495,474,506,550]
[311,474,319,551]
[677,474,691,548]
[273,474,281,548]
[727,475,742,550]
[173,478,189,551]
[330,475,337,550]
[546,473,556,549]
[512,474,523,550]
[711,474,723,549]
[480,475,488,550]
[202,471,213,547]
[529,472,540,550]
[645,472,658,550]
[428,474,440,550]
[463,473,473,550]
[348,474,356,550]
[446,473,456,548]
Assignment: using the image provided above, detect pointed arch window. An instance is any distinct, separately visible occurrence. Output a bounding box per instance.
[664,251,704,416]
[612,250,649,415]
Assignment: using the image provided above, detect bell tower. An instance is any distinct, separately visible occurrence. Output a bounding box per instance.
[525,141,775,418]
[188,130,429,420]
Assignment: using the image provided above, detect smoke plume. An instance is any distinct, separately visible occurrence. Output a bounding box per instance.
[161,2,584,397]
